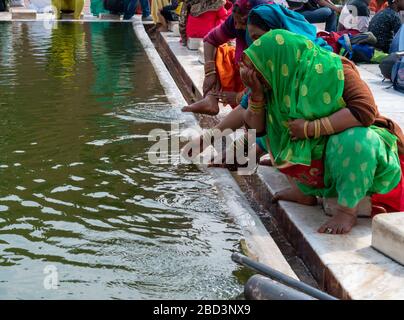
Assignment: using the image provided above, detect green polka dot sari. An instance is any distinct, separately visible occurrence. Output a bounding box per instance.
[244,29,402,208]
[244,29,345,167]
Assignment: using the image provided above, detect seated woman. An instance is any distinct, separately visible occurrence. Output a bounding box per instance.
[52,0,84,19]
[186,3,332,164]
[338,0,371,32]
[179,0,232,46]
[158,0,183,32]
[151,0,171,23]
[241,29,404,234]
[181,0,271,116]
[290,0,340,32]
[368,0,404,53]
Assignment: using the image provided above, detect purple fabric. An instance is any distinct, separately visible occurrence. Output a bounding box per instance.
[204,0,271,62]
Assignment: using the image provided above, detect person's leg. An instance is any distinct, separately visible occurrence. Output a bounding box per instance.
[182,93,221,115]
[139,0,150,17]
[299,7,337,32]
[320,127,401,234]
[123,0,137,19]
[325,10,337,33]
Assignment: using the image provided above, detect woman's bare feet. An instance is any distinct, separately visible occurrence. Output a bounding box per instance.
[182,95,220,115]
[318,206,357,234]
[272,188,317,206]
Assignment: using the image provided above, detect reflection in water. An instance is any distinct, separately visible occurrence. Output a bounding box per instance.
[47,22,86,79]
[0,21,245,299]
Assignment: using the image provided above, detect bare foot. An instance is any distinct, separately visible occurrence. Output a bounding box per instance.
[318,208,357,234]
[182,95,219,116]
[272,188,317,206]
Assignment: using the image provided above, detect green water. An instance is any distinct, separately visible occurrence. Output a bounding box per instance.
[0,21,245,299]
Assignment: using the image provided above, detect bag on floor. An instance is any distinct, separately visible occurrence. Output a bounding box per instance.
[338,33,375,63]
[379,52,401,80]
[390,25,404,54]
[381,23,404,93]
[317,29,359,53]
[392,53,404,93]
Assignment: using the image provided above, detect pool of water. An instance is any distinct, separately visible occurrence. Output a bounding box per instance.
[0,21,246,299]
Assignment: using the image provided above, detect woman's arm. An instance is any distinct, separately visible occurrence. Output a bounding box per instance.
[289,59,378,139]
[241,65,266,134]
[215,105,246,132]
[202,16,237,95]
[317,0,341,13]
[288,109,362,140]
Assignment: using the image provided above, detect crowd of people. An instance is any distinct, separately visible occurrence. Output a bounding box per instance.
[167,0,404,235]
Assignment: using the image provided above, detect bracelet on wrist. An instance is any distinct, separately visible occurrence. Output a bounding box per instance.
[320,117,335,135]
[304,121,310,139]
[205,70,217,77]
[248,98,265,112]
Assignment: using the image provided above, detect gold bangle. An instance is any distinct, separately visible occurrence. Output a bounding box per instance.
[314,119,321,139]
[249,103,265,112]
[321,117,335,135]
[304,121,310,139]
[205,68,216,73]
[205,70,217,77]
[249,97,265,106]
[325,117,335,134]
[248,98,265,112]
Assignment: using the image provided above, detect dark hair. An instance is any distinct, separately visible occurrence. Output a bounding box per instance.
[388,0,395,6]
[248,11,271,31]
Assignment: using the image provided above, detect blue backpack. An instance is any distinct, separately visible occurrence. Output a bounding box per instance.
[392,54,404,93]
[390,25,404,54]
[390,26,404,93]
[338,33,375,63]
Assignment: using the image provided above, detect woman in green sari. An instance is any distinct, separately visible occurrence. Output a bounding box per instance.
[242,29,404,234]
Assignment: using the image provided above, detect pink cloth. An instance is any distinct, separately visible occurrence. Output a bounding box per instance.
[203,0,272,62]
[186,5,231,39]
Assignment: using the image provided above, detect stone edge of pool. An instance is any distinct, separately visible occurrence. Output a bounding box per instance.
[131,16,298,283]
[154,30,404,300]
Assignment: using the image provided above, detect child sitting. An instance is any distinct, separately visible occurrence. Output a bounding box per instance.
[369,0,404,53]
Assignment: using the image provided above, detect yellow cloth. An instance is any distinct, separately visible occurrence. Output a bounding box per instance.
[174,2,182,15]
[52,0,84,19]
[151,0,170,23]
